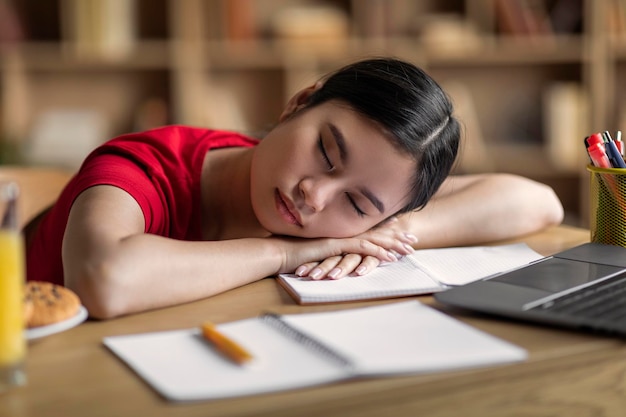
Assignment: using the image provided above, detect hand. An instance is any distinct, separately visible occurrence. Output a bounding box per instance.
[288,218,418,280]
[270,234,398,278]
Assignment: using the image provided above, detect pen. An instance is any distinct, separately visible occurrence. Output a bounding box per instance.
[603,131,626,168]
[201,321,254,365]
[586,132,604,148]
[586,133,610,167]
[587,142,611,168]
[616,131,624,157]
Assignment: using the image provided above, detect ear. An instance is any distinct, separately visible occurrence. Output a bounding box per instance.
[278,81,324,122]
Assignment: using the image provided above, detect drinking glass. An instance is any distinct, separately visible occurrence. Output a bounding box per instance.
[0,181,26,391]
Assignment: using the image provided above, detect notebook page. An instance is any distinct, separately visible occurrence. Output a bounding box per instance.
[278,257,443,303]
[278,243,542,304]
[409,243,543,286]
[103,318,347,401]
[281,301,527,375]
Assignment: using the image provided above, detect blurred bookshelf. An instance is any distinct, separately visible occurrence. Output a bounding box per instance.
[2,0,626,226]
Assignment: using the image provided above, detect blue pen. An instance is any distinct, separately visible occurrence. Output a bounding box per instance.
[616,131,624,157]
[603,131,626,168]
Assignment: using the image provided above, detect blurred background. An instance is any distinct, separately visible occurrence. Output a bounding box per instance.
[0,0,624,227]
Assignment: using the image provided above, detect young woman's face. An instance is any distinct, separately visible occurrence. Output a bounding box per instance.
[250,100,416,238]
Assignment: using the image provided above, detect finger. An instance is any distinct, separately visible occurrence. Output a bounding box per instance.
[380,216,398,226]
[403,232,419,245]
[384,229,418,247]
[357,231,418,256]
[388,230,418,252]
[353,256,381,276]
[347,239,399,264]
[308,256,343,280]
[367,240,400,263]
[360,224,418,245]
[294,262,319,277]
[327,253,364,279]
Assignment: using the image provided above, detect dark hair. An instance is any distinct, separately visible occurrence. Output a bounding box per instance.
[303,57,460,213]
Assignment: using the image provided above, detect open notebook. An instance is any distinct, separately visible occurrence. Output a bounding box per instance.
[103,301,527,402]
[278,243,543,304]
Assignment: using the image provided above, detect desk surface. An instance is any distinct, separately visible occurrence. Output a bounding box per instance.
[4,225,626,417]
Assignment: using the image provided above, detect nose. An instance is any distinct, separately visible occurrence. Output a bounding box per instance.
[298,177,336,213]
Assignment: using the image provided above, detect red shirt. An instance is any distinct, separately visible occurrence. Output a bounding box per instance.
[26,125,259,286]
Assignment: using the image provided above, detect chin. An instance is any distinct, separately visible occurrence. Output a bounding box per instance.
[255,213,294,237]
[291,229,355,239]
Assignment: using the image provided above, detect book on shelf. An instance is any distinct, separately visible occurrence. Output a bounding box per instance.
[548,0,583,34]
[352,0,390,38]
[416,14,482,54]
[542,82,588,172]
[495,0,553,37]
[607,0,626,40]
[0,0,24,45]
[1,51,29,147]
[60,0,137,60]
[223,0,257,40]
[269,4,350,49]
[278,243,543,305]
[103,301,527,402]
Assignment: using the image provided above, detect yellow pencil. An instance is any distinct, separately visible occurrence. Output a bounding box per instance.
[201,322,254,365]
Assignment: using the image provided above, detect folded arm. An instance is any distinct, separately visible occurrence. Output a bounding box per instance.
[394,173,564,248]
[295,173,564,280]
[62,185,409,319]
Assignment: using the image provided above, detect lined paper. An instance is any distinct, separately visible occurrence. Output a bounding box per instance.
[278,243,543,304]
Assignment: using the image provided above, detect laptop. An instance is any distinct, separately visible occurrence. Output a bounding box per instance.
[434,242,626,336]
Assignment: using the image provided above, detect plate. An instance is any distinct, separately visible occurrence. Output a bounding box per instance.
[25,306,89,341]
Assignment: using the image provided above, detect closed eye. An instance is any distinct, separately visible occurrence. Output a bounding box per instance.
[346,193,366,217]
[317,136,334,170]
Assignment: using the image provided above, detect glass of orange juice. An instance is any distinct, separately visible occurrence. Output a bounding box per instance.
[0,181,26,391]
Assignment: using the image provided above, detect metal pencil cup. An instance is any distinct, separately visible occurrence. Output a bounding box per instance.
[588,164,626,247]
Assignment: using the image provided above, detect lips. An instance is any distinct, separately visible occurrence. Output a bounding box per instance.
[275,189,303,227]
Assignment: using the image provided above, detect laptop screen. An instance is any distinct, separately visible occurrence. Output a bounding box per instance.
[490,257,625,294]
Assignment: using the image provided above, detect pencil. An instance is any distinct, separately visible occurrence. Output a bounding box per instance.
[201,321,254,365]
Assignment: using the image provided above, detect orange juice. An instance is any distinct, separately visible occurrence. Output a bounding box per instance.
[0,229,26,388]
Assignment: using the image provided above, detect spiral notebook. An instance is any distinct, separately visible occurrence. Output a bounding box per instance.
[103,301,527,402]
[278,243,543,304]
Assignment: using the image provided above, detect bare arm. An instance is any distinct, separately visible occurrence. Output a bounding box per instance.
[292,173,564,280]
[62,186,405,319]
[395,173,564,248]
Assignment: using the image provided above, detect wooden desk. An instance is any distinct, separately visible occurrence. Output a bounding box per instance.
[4,225,626,417]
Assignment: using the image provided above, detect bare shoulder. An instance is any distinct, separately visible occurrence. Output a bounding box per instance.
[67,185,145,237]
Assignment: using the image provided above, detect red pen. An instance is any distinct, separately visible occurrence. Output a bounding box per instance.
[587,142,611,168]
[586,132,604,148]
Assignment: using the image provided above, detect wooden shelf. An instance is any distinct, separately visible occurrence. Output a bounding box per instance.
[1,0,623,226]
[12,41,171,71]
[423,35,585,65]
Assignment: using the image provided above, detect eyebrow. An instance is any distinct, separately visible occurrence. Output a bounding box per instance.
[328,123,348,163]
[361,188,385,214]
[328,122,386,214]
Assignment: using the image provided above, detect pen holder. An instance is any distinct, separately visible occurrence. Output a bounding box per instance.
[588,164,626,247]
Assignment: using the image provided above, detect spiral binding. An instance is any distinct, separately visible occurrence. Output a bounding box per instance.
[261,313,354,369]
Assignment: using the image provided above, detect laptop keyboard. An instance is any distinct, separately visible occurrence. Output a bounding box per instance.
[532,273,626,322]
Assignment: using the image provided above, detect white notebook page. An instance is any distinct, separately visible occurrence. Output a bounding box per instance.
[409,243,543,286]
[103,301,527,401]
[278,243,543,303]
[104,318,346,401]
[282,301,527,375]
[280,259,442,302]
